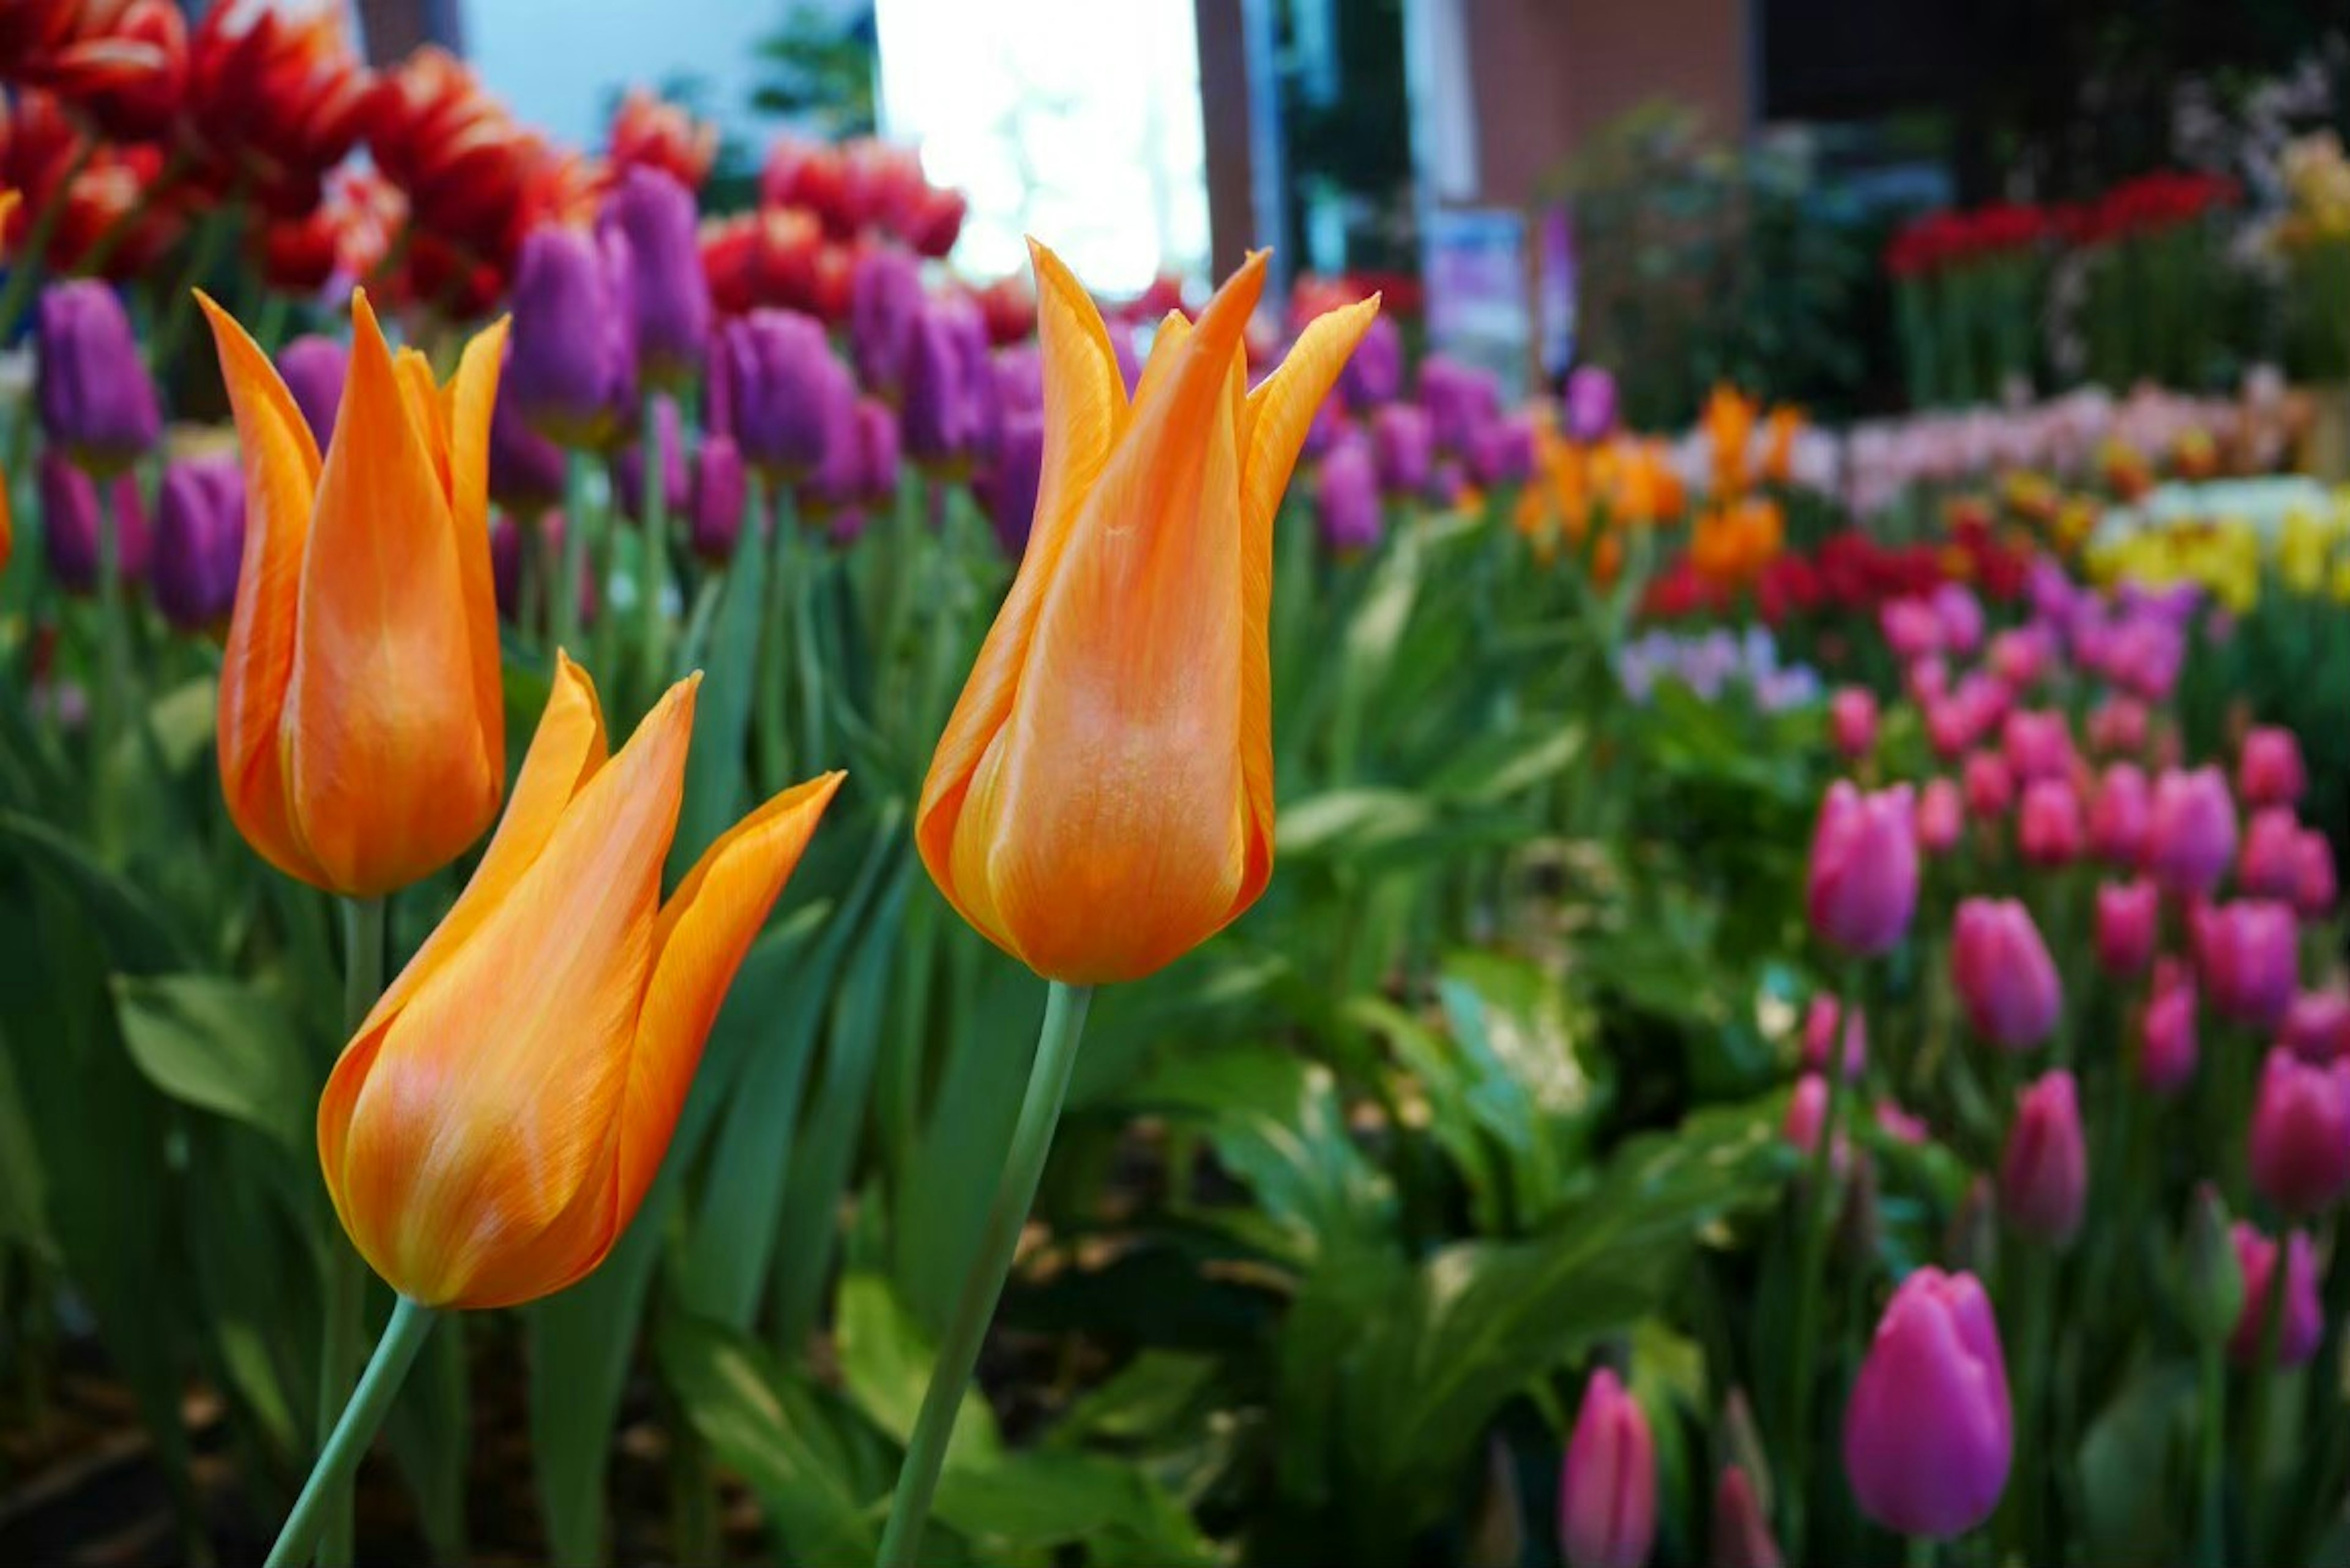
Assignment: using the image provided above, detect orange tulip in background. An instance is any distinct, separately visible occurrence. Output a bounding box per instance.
[201,288,508,896]
[917,240,1378,985]
[318,657,843,1309]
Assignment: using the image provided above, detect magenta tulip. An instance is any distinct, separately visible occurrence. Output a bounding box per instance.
[2017,777,2083,867]
[1952,898,2061,1050]
[2193,899,2298,1030]
[2295,831,2338,920]
[2229,1225,2322,1367]
[2138,959,2199,1094]
[1807,782,1917,955]
[1560,1368,1655,1568]
[2087,696,2149,757]
[1963,752,2014,819]
[2239,726,2307,808]
[2001,709,2075,783]
[1917,778,1963,854]
[1843,1268,2012,1539]
[1830,688,1878,761]
[1710,1465,1781,1568]
[2095,879,2158,977]
[2088,763,2150,865]
[1803,994,1866,1081]
[2239,808,2304,902]
[2283,988,2350,1062]
[2146,767,2237,897]
[1999,1070,2086,1246]
[2248,1048,2350,1214]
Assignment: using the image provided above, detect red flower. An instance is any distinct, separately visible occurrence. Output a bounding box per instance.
[182,5,374,218]
[973,272,1037,346]
[31,0,187,143]
[609,86,715,192]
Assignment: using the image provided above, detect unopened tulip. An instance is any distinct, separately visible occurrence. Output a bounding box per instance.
[2016,777,2082,867]
[38,451,149,594]
[1468,413,1537,488]
[2146,766,2237,897]
[1916,778,1963,854]
[1881,597,1941,662]
[1952,898,2060,1050]
[2180,1185,2244,1345]
[2138,959,2199,1094]
[900,297,990,471]
[1342,312,1403,409]
[917,244,1376,983]
[722,308,843,481]
[1783,1072,1833,1159]
[1802,994,1865,1080]
[597,166,710,386]
[2248,1048,2350,1214]
[2229,1224,2322,1367]
[1419,354,1499,455]
[1372,402,1433,496]
[687,434,747,564]
[490,363,568,519]
[200,289,508,895]
[1963,752,2014,819]
[2087,696,2149,756]
[1930,583,1984,655]
[152,455,246,632]
[277,334,349,447]
[2089,763,2150,865]
[1710,1465,1780,1568]
[2095,878,2158,976]
[1560,1368,1655,1568]
[1999,1070,2086,1245]
[974,410,1044,556]
[849,245,927,401]
[2239,726,2307,807]
[2283,988,2350,1061]
[318,658,843,1307]
[1843,1267,2011,1539]
[2295,831,2337,919]
[2238,807,2303,902]
[36,280,161,475]
[1906,655,1950,705]
[2001,708,2074,783]
[1807,782,1917,955]
[1988,626,2049,690]
[1829,687,1877,761]
[2192,898,2297,1029]
[1316,435,1382,554]
[505,224,638,448]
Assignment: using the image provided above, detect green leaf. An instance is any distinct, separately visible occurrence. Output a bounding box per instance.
[667,501,770,883]
[1423,723,1587,807]
[113,974,310,1151]
[0,810,188,974]
[931,1451,1217,1568]
[0,1046,52,1256]
[2077,1360,2195,1567]
[834,1272,1000,1470]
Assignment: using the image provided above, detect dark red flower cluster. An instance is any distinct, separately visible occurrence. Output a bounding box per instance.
[1884,203,2052,279]
[608,86,715,193]
[1647,518,2034,626]
[701,136,964,323]
[2059,170,2240,247]
[1890,173,2241,279]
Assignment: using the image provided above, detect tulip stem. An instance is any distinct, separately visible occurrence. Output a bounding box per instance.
[638,390,671,692]
[1904,1536,1935,1568]
[89,476,132,849]
[1781,957,1860,1561]
[2242,1261,2291,1567]
[267,1297,437,1568]
[2197,1338,2226,1568]
[874,980,1094,1568]
[313,895,387,1567]
[556,449,593,662]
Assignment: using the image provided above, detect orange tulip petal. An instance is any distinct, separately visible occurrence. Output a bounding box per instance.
[329,677,697,1306]
[446,317,510,775]
[287,289,500,895]
[198,289,329,886]
[1130,308,1193,414]
[619,769,844,1226]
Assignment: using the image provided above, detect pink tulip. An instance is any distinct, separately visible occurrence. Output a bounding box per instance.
[2137,959,2199,1094]
[1830,687,1879,761]
[1952,898,2061,1050]
[1916,778,1963,854]
[1802,995,1867,1080]
[1783,1072,1842,1165]
[1963,752,2015,819]
[2238,808,2303,902]
[1930,583,1985,655]
[2000,709,2075,783]
[2146,767,2237,897]
[2095,878,2158,977]
[1710,1465,1781,1568]
[2086,696,2149,757]
[2248,1048,2350,1214]
[1561,1368,1656,1568]
[1881,597,1941,661]
[2282,988,2350,1061]
[1843,1268,2012,1539]
[2016,777,2083,867]
[2087,763,2150,865]
[1998,1070,2086,1246]
[2294,831,2337,920]
[2239,726,2307,808]
[1807,782,1918,956]
[1876,1100,1930,1145]
[2192,898,2298,1029]
[1926,699,1975,762]
[2229,1224,2322,1367]
[1988,626,2050,690]
[1906,655,1950,705]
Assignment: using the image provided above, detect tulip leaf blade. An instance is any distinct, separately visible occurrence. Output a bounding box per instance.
[668,497,770,884]
[835,1271,1002,1471]
[113,973,310,1152]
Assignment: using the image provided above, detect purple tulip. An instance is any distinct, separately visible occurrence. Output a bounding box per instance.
[687,433,747,563]
[1371,403,1433,496]
[1316,435,1381,555]
[721,308,840,480]
[1999,1070,2086,1246]
[849,245,927,401]
[1843,1268,2012,1539]
[1419,353,1499,454]
[489,357,570,519]
[1565,365,1619,442]
[598,166,711,386]
[2095,878,2158,977]
[2239,726,2307,808]
[2249,1048,2350,1214]
[975,409,1044,556]
[2282,988,2350,1061]
[2230,1225,2322,1367]
[1930,583,1985,655]
[1341,312,1402,409]
[1559,1368,1655,1568]
[612,395,687,523]
[151,455,245,632]
[36,281,160,475]
[2146,766,2237,897]
[857,398,903,506]
[993,344,1045,416]
[505,223,638,447]
[2193,898,2298,1029]
[1806,782,1918,956]
[1951,898,2060,1050]
[38,450,149,594]
[1468,413,1537,488]
[901,298,990,471]
[798,358,868,516]
[275,334,349,449]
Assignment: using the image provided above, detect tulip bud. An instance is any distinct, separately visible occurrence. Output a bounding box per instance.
[1988,626,2049,690]
[151,454,245,633]
[1829,687,1878,761]
[1951,897,2061,1050]
[37,451,150,595]
[1806,782,1918,956]
[2295,831,2338,920]
[613,395,688,524]
[490,360,569,520]
[2229,1223,2322,1367]
[1560,1368,1656,1568]
[900,297,990,471]
[1342,312,1403,409]
[1316,435,1382,555]
[1372,402,1434,496]
[2239,726,2307,808]
[1962,751,2014,819]
[35,281,161,476]
[2283,988,2350,1061]
[2095,878,2158,977]
[1802,994,1865,1080]
[1710,1466,1781,1568]
[2238,807,2303,902]
[975,409,1045,557]
[1931,583,1985,655]
[1464,1438,1525,1568]
[505,224,638,448]
[1843,1267,2011,1539]
[1999,1070,2086,1247]
[687,435,748,564]
[720,308,841,481]
[2146,766,2237,897]
[1906,655,1950,705]
[2179,1184,2243,1346]
[2191,898,2298,1030]
[276,334,349,449]
[597,166,711,386]
[2016,777,2083,867]
[849,245,927,401]
[2000,708,2074,782]
[2248,1047,2350,1214]
[1469,413,1537,488]
[1419,354,1499,455]
[2087,696,2149,756]
[2138,958,2199,1094]
[1565,365,1619,441]
[2089,763,2150,865]
[1916,778,1963,854]
[1882,597,1941,662]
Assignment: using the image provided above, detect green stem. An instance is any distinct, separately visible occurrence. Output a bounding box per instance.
[314,896,386,1568]
[2242,1259,2290,1566]
[795,535,828,771]
[269,1297,436,1568]
[89,473,130,851]
[1905,1535,1936,1568]
[873,980,1094,1568]
[151,195,247,375]
[1783,955,1861,1561]
[0,141,90,345]
[758,483,794,793]
[556,451,593,660]
[2198,1339,2226,1568]
[638,390,671,691]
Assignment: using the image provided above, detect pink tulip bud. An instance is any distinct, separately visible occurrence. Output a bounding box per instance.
[1999,1070,2087,1246]
[1876,1100,1930,1145]
[1952,898,2061,1050]
[2086,696,2149,757]
[2239,726,2307,808]
[2017,777,2083,867]
[2191,898,2299,1030]
[1710,1465,1781,1568]
[2229,1224,2322,1367]
[1561,1368,1657,1568]
[1916,778,1963,854]
[2146,766,2237,897]
[2248,1047,2350,1214]
[2283,988,2350,1061]
[1906,655,1950,705]
[1926,698,1975,761]
[1843,1268,2012,1539]
[2088,763,2150,865]
[1830,687,1879,761]
[2001,709,2076,783]
[2095,878,2158,977]
[2294,830,2337,920]
[1807,782,1918,956]
[2238,808,2304,902]
[1988,626,2050,690]
[2137,958,2199,1094]
[1931,583,1985,654]
[1803,995,1866,1080]
[1881,597,1941,660]
[1963,752,2015,819]
[1783,1072,1846,1168]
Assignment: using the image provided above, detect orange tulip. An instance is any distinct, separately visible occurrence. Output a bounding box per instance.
[1703,384,1758,498]
[1762,404,1803,485]
[201,288,507,896]
[917,242,1378,985]
[319,657,843,1309]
